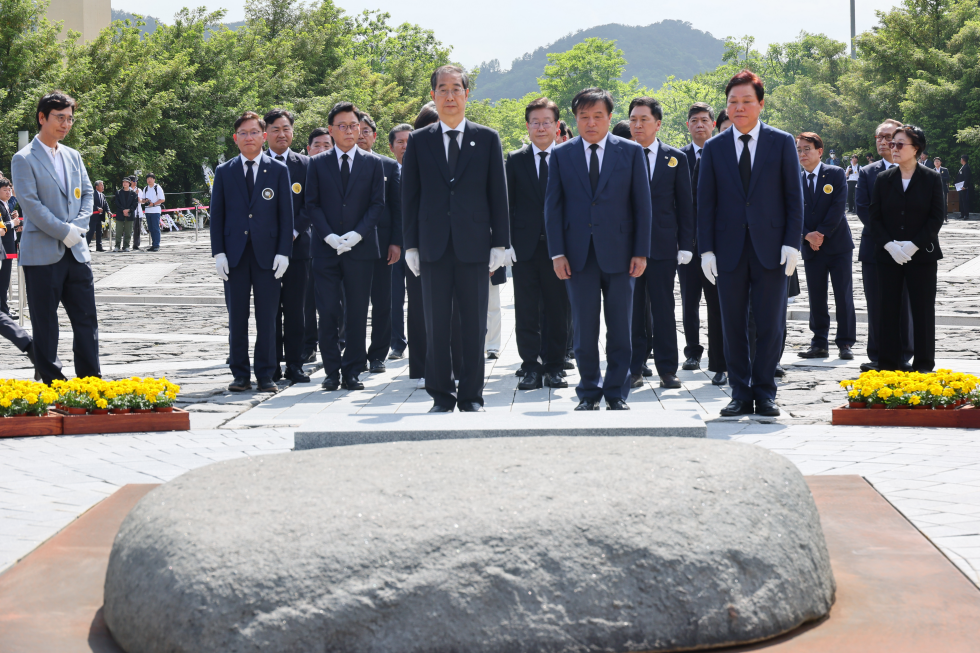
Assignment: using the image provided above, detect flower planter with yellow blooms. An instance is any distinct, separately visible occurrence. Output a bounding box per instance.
[52,377,189,435]
[0,380,63,437]
[834,370,980,427]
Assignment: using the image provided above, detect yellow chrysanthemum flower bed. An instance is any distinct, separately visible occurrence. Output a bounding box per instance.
[50,377,181,413]
[839,369,979,409]
[0,379,60,417]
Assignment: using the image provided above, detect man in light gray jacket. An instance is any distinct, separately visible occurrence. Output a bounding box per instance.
[10,91,101,383]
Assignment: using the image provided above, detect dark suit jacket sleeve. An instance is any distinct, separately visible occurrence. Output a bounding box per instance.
[912,171,946,250]
[814,168,847,237]
[544,149,564,259]
[673,149,694,252]
[276,165,293,258]
[401,133,421,251]
[855,165,872,226]
[505,152,516,230]
[488,131,510,249]
[780,133,805,250]
[389,162,402,248]
[354,157,385,238]
[631,145,653,258]
[868,172,889,248]
[305,158,334,242]
[210,169,226,256]
[697,143,718,255]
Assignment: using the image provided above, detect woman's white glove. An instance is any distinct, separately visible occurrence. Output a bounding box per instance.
[405,248,421,277]
[214,253,229,281]
[884,241,911,265]
[899,241,919,259]
[700,251,717,285]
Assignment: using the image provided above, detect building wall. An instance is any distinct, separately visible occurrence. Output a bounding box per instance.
[48,0,111,43]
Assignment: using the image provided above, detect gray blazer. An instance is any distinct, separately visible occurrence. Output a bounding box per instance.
[10,136,93,266]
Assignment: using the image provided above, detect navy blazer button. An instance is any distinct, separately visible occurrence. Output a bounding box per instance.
[244,230,248,235]
[451,191,454,195]
[248,214,252,218]
[745,202,750,207]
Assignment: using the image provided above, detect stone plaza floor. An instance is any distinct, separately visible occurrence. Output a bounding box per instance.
[1,216,979,589]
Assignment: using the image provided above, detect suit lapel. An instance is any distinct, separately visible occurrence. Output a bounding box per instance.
[650,141,669,188]
[719,128,745,198]
[30,140,67,197]
[569,137,592,197]
[250,154,271,207]
[323,151,344,197]
[425,124,452,186]
[745,124,773,199]
[229,155,250,206]
[802,170,814,206]
[452,123,477,185]
[593,136,620,198]
[523,146,544,202]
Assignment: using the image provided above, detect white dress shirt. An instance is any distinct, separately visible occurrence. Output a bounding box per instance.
[144,184,164,214]
[733,120,762,168]
[584,133,609,173]
[803,162,822,195]
[38,138,67,193]
[241,153,262,182]
[334,144,358,172]
[531,142,554,176]
[440,119,467,160]
[642,139,661,180]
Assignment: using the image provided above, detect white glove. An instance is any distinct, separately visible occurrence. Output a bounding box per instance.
[779,246,800,277]
[340,231,362,248]
[677,250,693,266]
[325,233,345,251]
[700,251,718,285]
[405,248,421,277]
[899,241,919,259]
[489,247,506,273]
[504,247,517,266]
[62,224,84,248]
[884,241,911,265]
[272,255,289,280]
[214,253,229,281]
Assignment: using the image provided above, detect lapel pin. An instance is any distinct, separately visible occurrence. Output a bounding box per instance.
[262,188,275,200]
[470,141,475,147]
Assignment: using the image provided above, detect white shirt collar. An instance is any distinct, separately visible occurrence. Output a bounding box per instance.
[334,144,358,160]
[531,142,555,156]
[268,148,290,160]
[804,161,822,178]
[692,143,703,156]
[440,119,467,135]
[642,139,660,155]
[585,133,610,152]
[734,120,762,143]
[38,138,61,156]
[883,159,896,169]
[242,152,262,165]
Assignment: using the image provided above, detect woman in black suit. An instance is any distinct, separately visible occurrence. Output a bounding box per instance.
[869,124,945,372]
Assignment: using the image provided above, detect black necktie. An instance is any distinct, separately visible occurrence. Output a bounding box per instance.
[340,153,350,190]
[738,134,752,193]
[589,143,600,194]
[643,147,652,180]
[245,160,255,199]
[807,172,816,197]
[275,154,285,162]
[692,155,700,207]
[538,151,548,192]
[447,130,460,177]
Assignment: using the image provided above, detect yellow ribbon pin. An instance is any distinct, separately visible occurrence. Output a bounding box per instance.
[823,184,833,194]
[292,182,302,194]
[74,187,81,200]
[667,157,678,168]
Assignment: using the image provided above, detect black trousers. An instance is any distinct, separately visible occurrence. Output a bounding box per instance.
[846,180,857,213]
[405,266,462,380]
[877,260,936,372]
[677,257,726,372]
[303,260,318,356]
[225,242,281,382]
[959,189,970,218]
[86,217,104,249]
[314,254,372,381]
[0,258,11,315]
[390,259,407,353]
[862,260,913,363]
[420,240,487,409]
[367,256,393,364]
[23,251,100,383]
[513,239,569,374]
[630,258,678,377]
[803,251,857,350]
[275,255,309,370]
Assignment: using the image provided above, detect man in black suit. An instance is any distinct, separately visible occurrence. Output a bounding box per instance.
[678,103,727,385]
[264,108,312,385]
[401,65,510,412]
[0,179,19,315]
[505,97,569,390]
[306,101,385,391]
[85,180,108,252]
[919,152,935,169]
[855,119,913,371]
[957,155,971,219]
[301,127,332,362]
[357,112,402,373]
[387,124,412,360]
[934,157,950,221]
[626,97,693,390]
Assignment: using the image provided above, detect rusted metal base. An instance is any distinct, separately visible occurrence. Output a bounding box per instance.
[1,477,978,652]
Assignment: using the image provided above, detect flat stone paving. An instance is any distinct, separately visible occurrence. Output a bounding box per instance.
[1,216,979,590]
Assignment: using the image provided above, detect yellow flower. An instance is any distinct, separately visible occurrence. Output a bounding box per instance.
[878,387,893,399]
[909,395,921,405]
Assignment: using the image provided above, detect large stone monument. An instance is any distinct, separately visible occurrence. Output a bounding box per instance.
[47,0,110,43]
[104,437,836,652]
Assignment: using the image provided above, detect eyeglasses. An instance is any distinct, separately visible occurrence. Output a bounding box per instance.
[332,124,360,133]
[48,114,74,125]
[435,89,466,98]
[529,121,555,130]
[875,133,894,142]
[796,147,814,154]
[236,130,263,139]
[887,142,907,150]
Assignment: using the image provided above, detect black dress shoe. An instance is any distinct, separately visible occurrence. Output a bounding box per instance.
[272,365,283,382]
[228,377,252,392]
[515,368,526,377]
[641,364,653,377]
[387,349,405,360]
[518,371,542,390]
[563,357,576,370]
[256,378,278,393]
[428,404,453,413]
[284,367,310,384]
[798,347,829,359]
[574,398,601,411]
[720,399,753,417]
[630,373,644,389]
[606,398,630,410]
[369,360,386,373]
[341,377,365,390]
[711,371,727,386]
[543,372,567,388]
[659,374,682,389]
[321,378,340,391]
[838,346,854,360]
[755,399,780,417]
[95,247,105,252]
[774,364,786,378]
[486,351,499,360]
[682,356,700,370]
[458,401,485,412]
[859,361,879,373]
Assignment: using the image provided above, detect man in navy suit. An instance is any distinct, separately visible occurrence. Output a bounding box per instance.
[386,124,412,360]
[796,131,856,359]
[357,112,402,373]
[545,87,653,410]
[626,96,693,390]
[679,103,727,386]
[306,101,385,391]
[264,108,312,385]
[401,65,510,413]
[697,70,803,417]
[855,118,913,371]
[210,111,294,393]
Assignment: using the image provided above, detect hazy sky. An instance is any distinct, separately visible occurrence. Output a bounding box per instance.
[114,0,904,70]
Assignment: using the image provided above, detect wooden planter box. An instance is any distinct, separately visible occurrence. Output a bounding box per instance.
[57,408,190,435]
[832,404,980,428]
[0,412,64,438]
